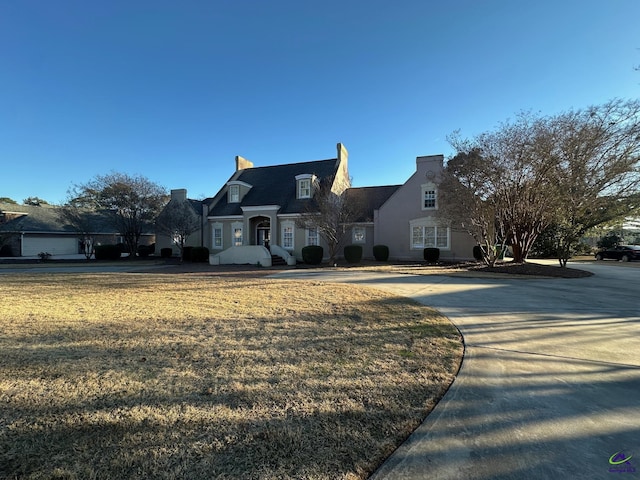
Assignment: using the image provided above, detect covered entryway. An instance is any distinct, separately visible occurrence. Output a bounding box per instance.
[251,217,271,248]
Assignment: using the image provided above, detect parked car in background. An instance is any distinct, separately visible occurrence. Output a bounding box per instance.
[595,245,640,262]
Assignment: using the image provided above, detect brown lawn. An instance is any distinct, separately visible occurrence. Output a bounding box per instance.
[0,272,462,480]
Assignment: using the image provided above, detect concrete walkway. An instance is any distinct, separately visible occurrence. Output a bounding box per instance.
[272,263,640,479]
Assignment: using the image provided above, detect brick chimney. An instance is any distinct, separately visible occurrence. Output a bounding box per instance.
[235,155,254,171]
[332,143,350,194]
[171,189,187,202]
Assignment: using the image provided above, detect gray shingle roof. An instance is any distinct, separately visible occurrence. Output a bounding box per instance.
[208,158,339,216]
[344,185,401,222]
[0,204,74,233]
[0,203,122,234]
[187,199,205,216]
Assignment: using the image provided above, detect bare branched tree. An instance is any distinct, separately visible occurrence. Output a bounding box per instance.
[438,149,507,267]
[443,116,559,264]
[442,99,640,266]
[549,99,640,265]
[57,202,102,260]
[156,200,202,261]
[295,175,362,263]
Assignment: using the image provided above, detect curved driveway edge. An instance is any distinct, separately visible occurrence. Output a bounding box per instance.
[271,263,640,479]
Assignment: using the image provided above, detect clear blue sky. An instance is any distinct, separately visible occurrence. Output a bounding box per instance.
[1,0,638,204]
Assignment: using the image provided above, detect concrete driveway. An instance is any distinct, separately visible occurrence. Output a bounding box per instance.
[272,262,640,479]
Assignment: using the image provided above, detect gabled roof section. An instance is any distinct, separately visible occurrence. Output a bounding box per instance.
[209,158,339,216]
[345,185,402,222]
[187,199,204,216]
[0,203,72,233]
[0,203,121,234]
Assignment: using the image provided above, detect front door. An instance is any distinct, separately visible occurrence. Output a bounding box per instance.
[257,226,270,248]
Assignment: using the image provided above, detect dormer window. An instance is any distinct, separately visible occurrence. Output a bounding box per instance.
[295,174,315,199]
[226,180,252,204]
[229,184,240,203]
[299,179,311,198]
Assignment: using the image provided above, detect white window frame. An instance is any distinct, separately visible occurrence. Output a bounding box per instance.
[212,223,223,250]
[281,221,294,250]
[421,183,438,210]
[295,174,315,199]
[231,221,243,246]
[410,218,450,249]
[298,179,311,199]
[352,226,365,244]
[306,227,319,246]
[229,184,240,203]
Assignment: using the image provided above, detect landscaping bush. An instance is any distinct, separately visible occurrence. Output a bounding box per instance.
[473,245,483,261]
[344,244,363,264]
[302,245,323,265]
[116,242,129,254]
[137,244,154,257]
[0,245,14,257]
[95,245,121,261]
[160,247,173,258]
[182,246,193,262]
[423,247,440,263]
[190,246,210,263]
[373,244,389,261]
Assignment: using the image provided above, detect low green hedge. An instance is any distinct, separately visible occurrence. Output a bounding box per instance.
[160,247,173,258]
[191,246,210,263]
[95,244,121,261]
[344,244,363,264]
[373,244,389,261]
[137,244,154,257]
[423,247,440,263]
[302,245,323,265]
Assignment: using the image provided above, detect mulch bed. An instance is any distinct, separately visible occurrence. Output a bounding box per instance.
[465,261,593,278]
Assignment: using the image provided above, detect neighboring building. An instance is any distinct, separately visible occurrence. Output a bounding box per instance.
[0,203,155,257]
[154,189,208,253]
[157,144,477,264]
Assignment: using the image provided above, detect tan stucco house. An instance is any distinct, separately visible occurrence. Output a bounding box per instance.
[156,143,476,264]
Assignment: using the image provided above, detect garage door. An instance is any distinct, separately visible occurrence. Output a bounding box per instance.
[22,236,79,256]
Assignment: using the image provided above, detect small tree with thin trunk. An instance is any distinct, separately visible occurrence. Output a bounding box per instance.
[57,203,101,260]
[296,175,361,264]
[156,200,202,261]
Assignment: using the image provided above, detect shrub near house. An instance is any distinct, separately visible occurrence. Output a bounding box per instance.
[302,245,323,265]
[344,245,363,264]
[95,245,121,260]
